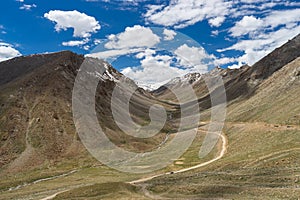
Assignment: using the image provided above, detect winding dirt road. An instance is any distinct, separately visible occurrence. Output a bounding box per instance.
[129,132,227,184]
[39,132,227,200]
[40,190,69,200]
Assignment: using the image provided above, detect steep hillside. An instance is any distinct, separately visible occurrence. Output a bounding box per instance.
[250,34,300,80]
[0,51,86,172]
[228,57,300,124]
[0,35,299,199]
[0,51,174,176]
[123,35,300,199]
[154,34,300,106]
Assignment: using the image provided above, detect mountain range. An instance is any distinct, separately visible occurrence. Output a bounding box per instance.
[0,34,299,199]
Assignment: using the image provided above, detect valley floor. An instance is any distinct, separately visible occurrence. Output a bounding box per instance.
[0,121,299,200]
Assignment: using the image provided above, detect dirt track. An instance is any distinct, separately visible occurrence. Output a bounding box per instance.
[39,132,227,200]
[128,132,227,184]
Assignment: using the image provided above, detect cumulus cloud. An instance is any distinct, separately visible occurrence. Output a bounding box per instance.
[163,29,177,40]
[230,0,300,18]
[230,16,264,37]
[105,25,160,49]
[213,57,236,66]
[0,43,21,62]
[219,8,300,67]
[230,9,300,37]
[121,49,183,88]
[174,44,212,72]
[86,0,299,85]
[222,25,300,66]
[88,25,215,88]
[121,44,214,89]
[44,10,100,38]
[208,16,225,27]
[265,9,300,29]
[87,25,161,60]
[144,0,232,28]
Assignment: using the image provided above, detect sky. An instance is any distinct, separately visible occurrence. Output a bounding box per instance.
[1,0,300,88]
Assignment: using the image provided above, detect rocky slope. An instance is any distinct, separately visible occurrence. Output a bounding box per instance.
[0,34,299,199]
[128,34,300,200]
[154,34,300,106]
[0,51,172,174]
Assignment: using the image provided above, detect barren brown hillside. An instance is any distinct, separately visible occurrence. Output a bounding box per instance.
[0,35,299,199]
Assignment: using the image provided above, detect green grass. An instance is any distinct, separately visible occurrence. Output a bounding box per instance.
[54,182,142,200]
[141,122,300,199]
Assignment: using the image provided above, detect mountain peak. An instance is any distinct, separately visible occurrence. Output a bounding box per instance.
[0,51,84,86]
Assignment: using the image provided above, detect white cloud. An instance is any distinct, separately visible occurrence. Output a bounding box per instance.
[89,0,147,5]
[230,9,300,37]
[121,49,183,88]
[87,25,161,60]
[62,38,90,47]
[144,0,298,31]
[133,0,300,75]
[0,43,21,62]
[219,8,300,67]
[265,9,300,29]
[214,57,236,66]
[88,25,214,88]
[211,30,219,36]
[20,4,37,11]
[86,1,299,87]
[83,45,90,50]
[44,10,100,38]
[228,64,242,69]
[121,45,213,89]
[230,0,291,17]
[104,25,160,49]
[222,25,300,66]
[144,0,232,28]
[88,25,216,88]
[230,16,264,37]
[163,29,177,40]
[285,2,300,7]
[174,44,212,72]
[86,48,145,60]
[93,39,103,45]
[208,16,225,27]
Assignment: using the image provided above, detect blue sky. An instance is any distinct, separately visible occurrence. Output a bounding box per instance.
[1,0,299,88]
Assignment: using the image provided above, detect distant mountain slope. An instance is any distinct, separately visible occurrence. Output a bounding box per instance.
[154,34,300,111]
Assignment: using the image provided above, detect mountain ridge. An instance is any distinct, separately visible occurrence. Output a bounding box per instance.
[154,33,300,104]
[0,34,299,199]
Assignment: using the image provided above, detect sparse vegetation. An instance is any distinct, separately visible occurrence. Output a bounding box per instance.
[0,35,300,199]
